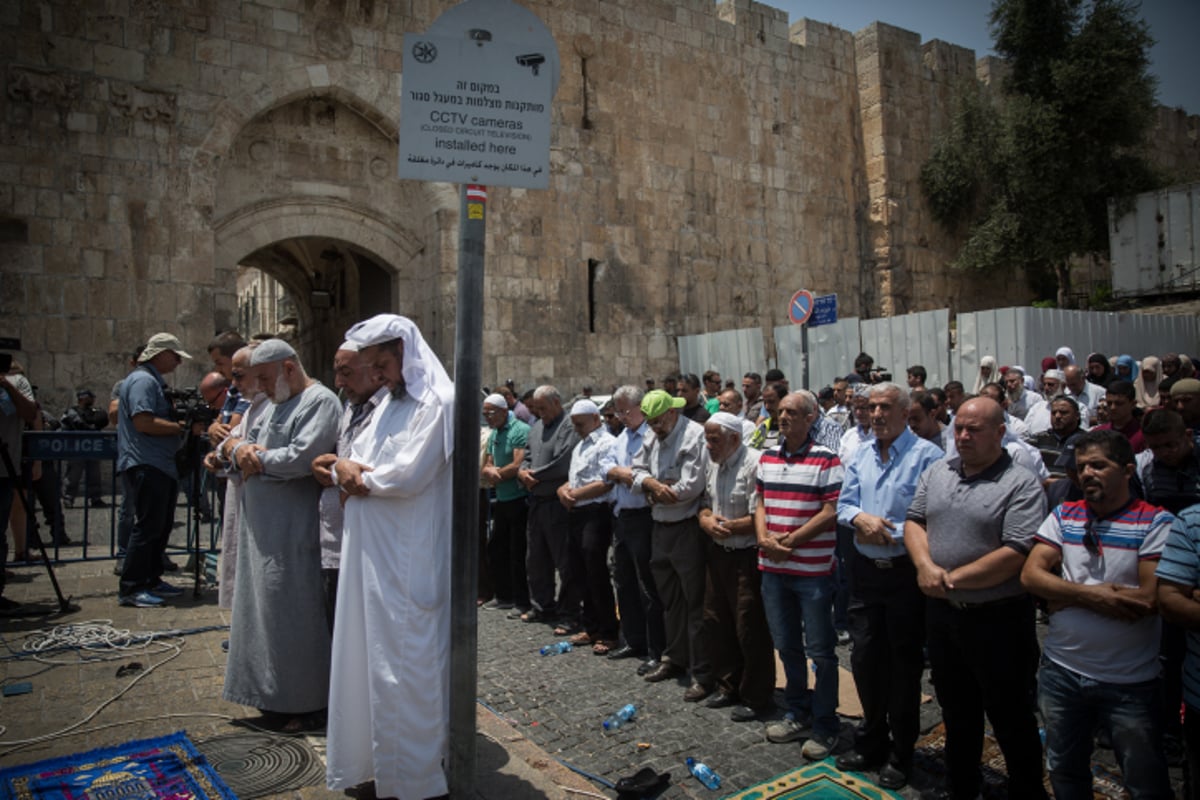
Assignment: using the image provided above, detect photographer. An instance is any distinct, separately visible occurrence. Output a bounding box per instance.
[115,332,192,608]
[60,388,109,508]
[171,372,227,524]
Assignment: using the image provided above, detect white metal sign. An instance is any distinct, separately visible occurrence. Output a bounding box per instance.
[399,34,554,189]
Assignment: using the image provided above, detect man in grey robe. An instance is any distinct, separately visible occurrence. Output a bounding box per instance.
[220,339,341,726]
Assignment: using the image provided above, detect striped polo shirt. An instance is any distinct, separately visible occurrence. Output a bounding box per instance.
[1037,498,1171,684]
[756,435,842,576]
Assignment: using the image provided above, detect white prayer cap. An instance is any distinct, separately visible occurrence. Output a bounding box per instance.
[1043,368,1066,382]
[249,339,297,366]
[337,340,361,352]
[484,393,508,410]
[570,399,600,417]
[707,412,743,435]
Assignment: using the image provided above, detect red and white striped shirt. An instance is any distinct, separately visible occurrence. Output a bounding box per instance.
[756,437,842,576]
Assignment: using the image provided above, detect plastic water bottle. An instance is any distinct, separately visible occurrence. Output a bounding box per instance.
[602,703,637,731]
[686,757,721,790]
[540,641,572,656]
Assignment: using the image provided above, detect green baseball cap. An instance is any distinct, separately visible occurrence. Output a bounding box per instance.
[641,389,686,419]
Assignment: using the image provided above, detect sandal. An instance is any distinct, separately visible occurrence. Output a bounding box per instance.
[567,630,593,646]
[591,640,617,656]
[553,620,581,636]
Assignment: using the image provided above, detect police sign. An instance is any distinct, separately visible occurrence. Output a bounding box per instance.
[24,431,118,461]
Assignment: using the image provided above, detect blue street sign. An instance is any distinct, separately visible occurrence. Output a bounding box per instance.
[810,293,837,327]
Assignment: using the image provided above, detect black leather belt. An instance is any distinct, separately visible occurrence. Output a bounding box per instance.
[944,594,1027,611]
[617,506,652,517]
[855,551,910,570]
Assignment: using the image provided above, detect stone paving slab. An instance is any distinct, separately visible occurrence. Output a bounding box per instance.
[0,557,594,800]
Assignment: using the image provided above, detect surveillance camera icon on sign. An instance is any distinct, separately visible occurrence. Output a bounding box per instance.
[515,53,545,75]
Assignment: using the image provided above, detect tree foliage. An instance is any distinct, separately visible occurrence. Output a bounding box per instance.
[920,0,1160,305]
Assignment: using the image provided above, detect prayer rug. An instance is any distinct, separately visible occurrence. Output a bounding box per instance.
[0,730,237,800]
[914,723,1128,799]
[720,761,900,799]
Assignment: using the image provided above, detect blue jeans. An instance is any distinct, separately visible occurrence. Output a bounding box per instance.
[761,570,838,736]
[1039,658,1172,800]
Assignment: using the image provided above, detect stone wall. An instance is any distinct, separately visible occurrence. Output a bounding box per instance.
[0,0,1195,410]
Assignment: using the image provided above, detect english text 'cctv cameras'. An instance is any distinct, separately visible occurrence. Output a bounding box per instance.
[516,53,545,75]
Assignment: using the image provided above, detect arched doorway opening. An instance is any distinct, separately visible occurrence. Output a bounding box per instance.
[233,237,394,384]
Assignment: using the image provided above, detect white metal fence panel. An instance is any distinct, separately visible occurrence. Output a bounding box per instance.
[677,327,766,388]
[773,318,862,390]
[860,309,951,388]
[1110,183,1200,296]
[953,307,1200,387]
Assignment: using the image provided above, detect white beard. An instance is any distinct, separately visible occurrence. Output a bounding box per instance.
[273,372,292,404]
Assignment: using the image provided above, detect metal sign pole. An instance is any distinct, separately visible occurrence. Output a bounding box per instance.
[448,182,486,796]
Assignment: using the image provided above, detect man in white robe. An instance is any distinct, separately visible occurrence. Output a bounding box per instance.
[326,314,455,800]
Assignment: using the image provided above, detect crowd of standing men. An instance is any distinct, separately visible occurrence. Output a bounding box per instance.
[478,349,1200,800]
[10,324,1200,799]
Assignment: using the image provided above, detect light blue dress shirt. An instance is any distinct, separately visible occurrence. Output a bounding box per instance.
[836,426,943,559]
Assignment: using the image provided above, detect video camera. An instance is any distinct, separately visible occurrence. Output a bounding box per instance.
[164,387,218,427]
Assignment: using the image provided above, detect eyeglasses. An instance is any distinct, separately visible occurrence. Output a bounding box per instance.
[1082,517,1103,558]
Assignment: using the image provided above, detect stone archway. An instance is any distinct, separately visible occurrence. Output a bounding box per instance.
[207,82,460,378]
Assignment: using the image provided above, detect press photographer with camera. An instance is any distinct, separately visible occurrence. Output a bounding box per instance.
[115,332,193,608]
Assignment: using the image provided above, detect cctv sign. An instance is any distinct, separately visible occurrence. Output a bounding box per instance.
[399,34,555,189]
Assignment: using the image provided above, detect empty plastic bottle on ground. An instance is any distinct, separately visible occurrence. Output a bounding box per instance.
[540,641,572,656]
[686,757,721,790]
[602,703,637,731]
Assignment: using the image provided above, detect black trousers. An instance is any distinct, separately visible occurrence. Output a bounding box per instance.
[926,595,1048,800]
[568,502,617,640]
[119,465,177,596]
[525,495,575,615]
[611,507,665,658]
[1185,704,1200,800]
[702,541,775,707]
[650,516,710,681]
[488,497,530,608]
[847,552,925,766]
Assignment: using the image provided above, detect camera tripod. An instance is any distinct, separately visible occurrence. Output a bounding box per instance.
[0,438,73,613]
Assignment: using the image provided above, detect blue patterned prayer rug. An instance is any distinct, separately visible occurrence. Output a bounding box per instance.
[720,761,900,799]
[0,731,237,800]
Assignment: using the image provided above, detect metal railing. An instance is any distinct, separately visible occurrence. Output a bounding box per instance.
[18,431,222,567]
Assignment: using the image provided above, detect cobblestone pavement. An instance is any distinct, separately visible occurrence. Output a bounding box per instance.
[3,498,1189,800]
[476,603,942,799]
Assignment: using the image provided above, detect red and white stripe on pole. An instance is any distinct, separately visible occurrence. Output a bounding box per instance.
[466,185,487,203]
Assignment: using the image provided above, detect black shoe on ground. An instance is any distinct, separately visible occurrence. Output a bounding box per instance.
[835,751,883,772]
[162,555,179,572]
[643,662,684,683]
[636,658,660,676]
[90,498,109,508]
[704,691,736,709]
[0,596,22,615]
[606,645,644,661]
[683,682,714,703]
[877,763,909,790]
[730,705,766,722]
